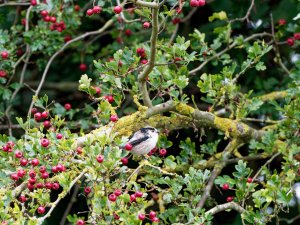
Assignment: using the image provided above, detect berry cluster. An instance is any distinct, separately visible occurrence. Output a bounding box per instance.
[190,0,206,7]
[138,211,159,223]
[136,47,148,64]
[287,33,300,47]
[86,6,102,16]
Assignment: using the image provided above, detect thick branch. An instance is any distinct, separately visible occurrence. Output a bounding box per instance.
[205,202,246,216]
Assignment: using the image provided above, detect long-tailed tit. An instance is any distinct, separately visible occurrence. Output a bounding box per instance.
[125,126,159,155]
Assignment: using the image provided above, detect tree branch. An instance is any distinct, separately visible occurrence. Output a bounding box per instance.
[205,202,246,216]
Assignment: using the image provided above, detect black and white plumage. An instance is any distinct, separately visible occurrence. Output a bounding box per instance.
[126,126,159,155]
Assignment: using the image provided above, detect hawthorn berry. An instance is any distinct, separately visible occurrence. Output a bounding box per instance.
[172,18,181,25]
[125,143,133,151]
[34,112,42,121]
[86,9,93,16]
[56,133,63,139]
[114,6,122,14]
[45,182,52,189]
[138,214,145,220]
[39,166,46,173]
[19,194,26,203]
[37,206,45,214]
[105,95,114,103]
[278,19,286,25]
[27,183,35,190]
[93,86,101,95]
[125,29,132,36]
[64,103,72,111]
[141,59,148,64]
[44,15,51,22]
[17,169,26,178]
[76,147,83,154]
[159,148,167,156]
[31,158,39,167]
[294,33,300,40]
[41,138,50,148]
[52,182,60,190]
[247,177,253,183]
[226,196,234,202]
[149,211,156,219]
[84,187,91,195]
[7,141,14,148]
[136,48,145,55]
[96,154,104,163]
[287,38,294,46]
[64,35,72,43]
[56,164,64,172]
[15,150,23,158]
[93,6,102,14]
[43,120,51,129]
[143,22,151,29]
[36,183,44,189]
[41,172,49,179]
[74,5,80,12]
[1,52,9,60]
[76,220,85,225]
[110,115,118,122]
[109,193,117,202]
[41,111,48,119]
[21,18,26,25]
[113,213,120,220]
[31,0,37,6]
[222,183,229,190]
[29,170,36,178]
[190,0,199,7]
[40,10,48,17]
[2,145,9,152]
[198,0,206,6]
[0,70,7,78]
[151,217,159,222]
[11,173,19,181]
[28,177,36,184]
[114,189,122,196]
[121,157,128,165]
[130,194,137,202]
[52,166,58,173]
[135,191,143,198]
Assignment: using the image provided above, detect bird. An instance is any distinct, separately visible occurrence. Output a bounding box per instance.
[125,126,159,155]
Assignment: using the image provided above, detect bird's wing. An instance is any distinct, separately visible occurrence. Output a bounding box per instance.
[129,136,149,147]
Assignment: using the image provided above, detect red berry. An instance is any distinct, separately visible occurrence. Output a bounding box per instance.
[52,166,58,173]
[190,0,199,7]
[41,172,49,179]
[84,187,91,195]
[15,150,23,158]
[52,182,60,190]
[93,6,102,14]
[56,164,64,172]
[21,18,26,25]
[50,16,56,23]
[121,157,128,165]
[222,183,229,190]
[130,194,136,202]
[11,173,19,181]
[44,15,51,22]
[2,145,9,152]
[31,0,37,6]
[79,63,87,72]
[172,18,181,25]
[136,48,145,55]
[198,0,206,6]
[43,120,51,129]
[141,59,148,64]
[135,191,143,198]
[0,70,7,78]
[27,183,35,190]
[278,19,286,25]
[76,147,83,154]
[34,112,42,121]
[19,194,26,203]
[108,193,117,202]
[96,154,104,163]
[31,158,39,167]
[125,143,133,151]
[86,9,93,16]
[41,138,50,147]
[39,166,46,173]
[17,169,26,178]
[149,211,156,219]
[159,148,167,156]
[114,189,122,196]
[114,6,122,14]
[138,214,145,220]
[294,33,300,40]
[143,22,150,29]
[106,95,114,103]
[226,196,234,202]
[29,170,36,178]
[37,206,45,214]
[28,177,36,184]
[151,217,159,222]
[113,213,120,220]
[125,29,132,36]
[36,183,44,189]
[56,133,63,139]
[94,86,101,95]
[74,5,80,12]
[287,38,294,46]
[40,10,48,17]
[247,177,253,183]
[41,111,48,119]
[64,35,72,43]
[76,220,85,225]
[45,182,52,189]
[64,103,72,110]
[110,115,118,122]
[20,158,28,166]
